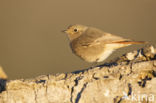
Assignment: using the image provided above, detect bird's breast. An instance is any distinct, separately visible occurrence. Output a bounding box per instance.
[70,41,106,62]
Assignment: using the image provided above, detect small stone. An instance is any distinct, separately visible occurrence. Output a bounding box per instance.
[143,45,155,58]
[126,52,135,60]
[154,60,156,67]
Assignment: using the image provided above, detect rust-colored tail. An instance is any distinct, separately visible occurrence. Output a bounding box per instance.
[114,41,147,44]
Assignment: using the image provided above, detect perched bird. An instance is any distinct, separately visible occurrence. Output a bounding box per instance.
[63,24,146,63]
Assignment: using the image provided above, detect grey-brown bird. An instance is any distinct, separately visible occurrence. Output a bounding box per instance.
[63,24,146,63]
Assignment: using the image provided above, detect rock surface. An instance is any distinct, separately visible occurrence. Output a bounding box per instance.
[0,45,156,103]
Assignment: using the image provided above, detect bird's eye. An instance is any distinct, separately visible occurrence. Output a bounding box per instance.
[74,29,78,32]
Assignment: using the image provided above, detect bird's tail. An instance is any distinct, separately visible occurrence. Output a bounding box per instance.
[113,40,147,44]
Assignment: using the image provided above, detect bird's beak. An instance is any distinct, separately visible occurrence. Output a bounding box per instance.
[62,30,67,33]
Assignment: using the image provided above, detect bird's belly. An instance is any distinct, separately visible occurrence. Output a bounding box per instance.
[72,45,109,62]
[96,50,114,62]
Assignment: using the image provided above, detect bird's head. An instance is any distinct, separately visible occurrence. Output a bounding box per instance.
[62,24,88,41]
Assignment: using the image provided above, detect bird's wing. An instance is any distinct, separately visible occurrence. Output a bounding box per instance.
[94,33,130,44]
[81,27,130,46]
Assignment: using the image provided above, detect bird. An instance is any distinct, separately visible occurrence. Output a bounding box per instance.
[62,24,146,63]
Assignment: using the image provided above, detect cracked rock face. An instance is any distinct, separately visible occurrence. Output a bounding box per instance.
[0,46,156,103]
